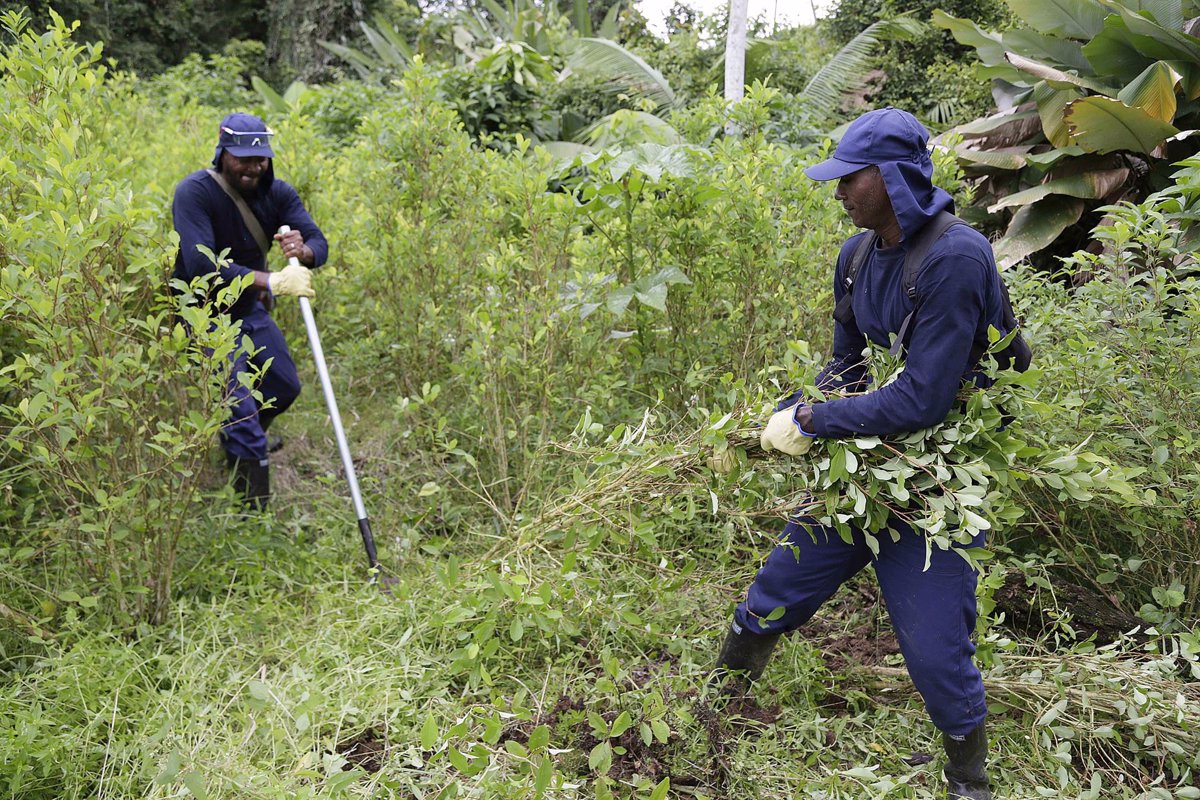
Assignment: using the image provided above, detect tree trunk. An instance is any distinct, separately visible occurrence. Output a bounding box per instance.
[724,0,749,136]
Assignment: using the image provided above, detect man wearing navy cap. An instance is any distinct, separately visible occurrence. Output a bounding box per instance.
[172,112,329,509]
[713,108,1006,799]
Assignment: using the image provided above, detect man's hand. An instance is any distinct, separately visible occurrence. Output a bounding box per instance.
[760,404,814,456]
[268,263,315,298]
[795,403,816,434]
[274,229,312,266]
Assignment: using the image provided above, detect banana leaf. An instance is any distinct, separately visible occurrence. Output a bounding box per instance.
[1065,96,1180,153]
[1006,0,1108,41]
[1117,61,1182,122]
[1083,15,1158,83]
[987,167,1131,211]
[1005,52,1116,93]
[993,195,1085,268]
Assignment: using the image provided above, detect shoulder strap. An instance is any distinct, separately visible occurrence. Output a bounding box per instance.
[888,211,965,357]
[832,232,876,328]
[204,168,271,257]
[901,211,963,300]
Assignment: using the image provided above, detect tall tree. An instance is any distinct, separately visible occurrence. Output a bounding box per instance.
[0,0,265,74]
[724,0,748,103]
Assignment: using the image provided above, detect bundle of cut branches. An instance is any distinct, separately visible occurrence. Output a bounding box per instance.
[530,345,1141,561]
[859,641,1200,787]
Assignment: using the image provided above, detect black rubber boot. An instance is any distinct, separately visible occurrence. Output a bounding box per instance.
[943,723,992,799]
[231,457,270,511]
[712,620,782,691]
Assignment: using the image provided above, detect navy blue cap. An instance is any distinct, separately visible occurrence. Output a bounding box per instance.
[805,107,932,181]
[215,112,275,159]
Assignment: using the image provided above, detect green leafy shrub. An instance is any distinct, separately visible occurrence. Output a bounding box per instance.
[139,44,256,108]
[303,69,853,520]
[1002,161,1200,619]
[303,78,396,144]
[443,45,558,148]
[0,10,235,627]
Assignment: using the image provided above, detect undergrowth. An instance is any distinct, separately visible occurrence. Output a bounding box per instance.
[3,12,1199,800]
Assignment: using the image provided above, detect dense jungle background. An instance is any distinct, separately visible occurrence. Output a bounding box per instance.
[2,0,1200,797]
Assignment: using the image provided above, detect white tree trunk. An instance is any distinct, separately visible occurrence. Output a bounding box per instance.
[724,0,749,135]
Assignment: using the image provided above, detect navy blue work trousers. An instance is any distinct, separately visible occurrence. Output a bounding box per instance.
[733,515,987,736]
[222,302,301,461]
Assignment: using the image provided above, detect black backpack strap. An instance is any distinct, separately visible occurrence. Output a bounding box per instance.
[888,211,965,357]
[832,232,876,328]
[900,211,962,301]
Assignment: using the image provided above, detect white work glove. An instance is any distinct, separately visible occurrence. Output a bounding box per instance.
[760,404,814,457]
[268,262,314,298]
[707,447,737,475]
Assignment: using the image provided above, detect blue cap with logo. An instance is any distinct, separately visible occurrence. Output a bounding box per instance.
[804,107,932,182]
[213,112,275,161]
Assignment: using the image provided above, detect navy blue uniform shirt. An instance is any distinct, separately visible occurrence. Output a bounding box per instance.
[171,168,327,318]
[807,224,1009,438]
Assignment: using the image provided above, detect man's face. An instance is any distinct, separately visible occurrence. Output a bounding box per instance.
[219,151,269,195]
[834,165,895,232]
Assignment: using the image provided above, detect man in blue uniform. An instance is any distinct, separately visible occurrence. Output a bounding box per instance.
[714,108,1004,799]
[172,112,328,509]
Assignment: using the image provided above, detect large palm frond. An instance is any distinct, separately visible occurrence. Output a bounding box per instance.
[319,13,414,81]
[566,37,677,111]
[800,17,924,114]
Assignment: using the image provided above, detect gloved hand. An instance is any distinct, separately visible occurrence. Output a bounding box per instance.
[267,263,314,298]
[707,447,737,475]
[760,404,814,456]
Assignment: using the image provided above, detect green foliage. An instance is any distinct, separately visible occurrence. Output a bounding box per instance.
[935,0,1200,267]
[448,43,559,146]
[140,43,257,109]
[829,0,1011,125]
[0,0,266,75]
[557,340,1135,581]
[3,10,1200,800]
[319,4,912,149]
[634,15,723,108]
[0,10,236,627]
[1000,162,1200,617]
[788,15,927,138]
[310,70,845,517]
[317,12,416,82]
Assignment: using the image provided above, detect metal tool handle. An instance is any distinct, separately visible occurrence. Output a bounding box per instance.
[278,226,379,572]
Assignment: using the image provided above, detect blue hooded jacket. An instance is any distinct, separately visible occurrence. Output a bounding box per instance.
[171,116,327,318]
[801,109,1010,437]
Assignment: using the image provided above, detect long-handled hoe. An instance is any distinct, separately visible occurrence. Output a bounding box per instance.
[278,226,382,580]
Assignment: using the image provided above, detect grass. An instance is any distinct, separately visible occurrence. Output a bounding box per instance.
[4,290,1199,800]
[6,436,1198,800]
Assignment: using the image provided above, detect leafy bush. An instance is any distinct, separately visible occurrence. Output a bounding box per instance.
[443,55,558,148]
[0,10,235,628]
[302,78,397,144]
[1003,161,1200,619]
[140,45,256,108]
